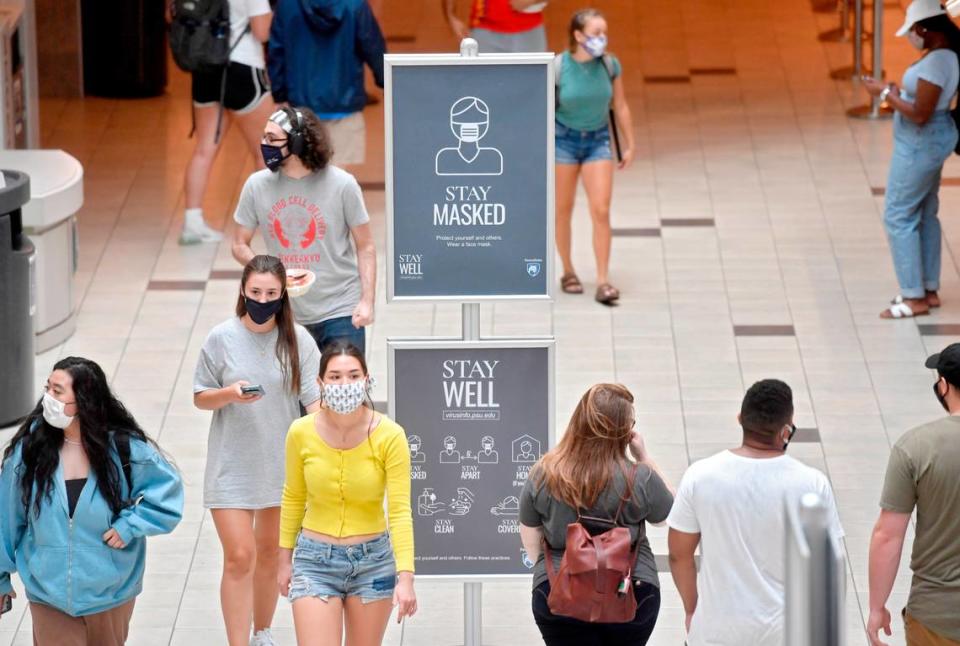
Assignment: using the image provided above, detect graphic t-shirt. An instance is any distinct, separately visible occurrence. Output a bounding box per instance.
[470,0,543,33]
[667,451,844,646]
[234,167,370,325]
[880,416,960,641]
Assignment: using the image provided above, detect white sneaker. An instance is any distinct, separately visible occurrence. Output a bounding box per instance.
[250,628,277,646]
[179,222,224,245]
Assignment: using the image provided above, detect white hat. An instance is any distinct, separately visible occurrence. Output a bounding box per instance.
[896,0,947,36]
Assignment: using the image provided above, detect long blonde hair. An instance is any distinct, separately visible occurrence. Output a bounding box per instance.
[535,384,634,510]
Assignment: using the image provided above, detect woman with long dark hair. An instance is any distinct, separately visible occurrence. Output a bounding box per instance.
[277,341,417,646]
[0,357,183,645]
[519,384,674,645]
[193,254,322,646]
[864,0,960,318]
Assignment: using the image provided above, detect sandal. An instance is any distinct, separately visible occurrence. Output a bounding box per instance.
[595,283,620,305]
[561,273,584,294]
[926,290,941,308]
[879,295,930,319]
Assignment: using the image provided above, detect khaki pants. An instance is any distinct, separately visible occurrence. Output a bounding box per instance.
[323,112,365,166]
[906,611,960,646]
[31,598,135,646]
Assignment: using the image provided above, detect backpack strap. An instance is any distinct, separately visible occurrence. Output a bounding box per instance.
[553,53,564,108]
[212,23,251,143]
[600,54,617,81]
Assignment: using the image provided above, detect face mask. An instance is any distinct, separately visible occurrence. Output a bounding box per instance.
[934,381,950,412]
[260,143,289,172]
[459,123,481,143]
[782,424,798,451]
[583,34,607,58]
[42,392,75,429]
[908,29,926,50]
[244,296,283,325]
[322,379,369,415]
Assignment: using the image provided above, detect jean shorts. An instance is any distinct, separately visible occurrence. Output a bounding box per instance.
[555,121,612,165]
[289,532,397,604]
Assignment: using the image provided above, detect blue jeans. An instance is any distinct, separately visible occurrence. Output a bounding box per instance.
[288,532,396,603]
[555,121,612,165]
[884,111,958,299]
[304,315,365,355]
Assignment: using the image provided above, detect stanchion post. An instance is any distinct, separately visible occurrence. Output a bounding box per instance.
[464,581,483,646]
[829,0,869,79]
[819,0,850,42]
[848,0,893,119]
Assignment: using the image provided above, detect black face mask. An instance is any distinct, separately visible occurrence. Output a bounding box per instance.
[260,143,289,172]
[244,296,283,324]
[933,381,950,412]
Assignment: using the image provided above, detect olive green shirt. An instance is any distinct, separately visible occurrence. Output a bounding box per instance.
[880,415,960,640]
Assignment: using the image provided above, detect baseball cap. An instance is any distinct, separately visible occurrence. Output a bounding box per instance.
[896,0,947,36]
[925,342,960,385]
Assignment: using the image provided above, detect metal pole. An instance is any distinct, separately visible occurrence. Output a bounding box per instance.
[848,0,893,118]
[462,303,481,342]
[463,581,483,646]
[829,0,869,79]
[818,0,850,42]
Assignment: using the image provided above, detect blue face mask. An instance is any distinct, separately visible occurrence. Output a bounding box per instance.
[260,143,289,172]
[584,34,607,58]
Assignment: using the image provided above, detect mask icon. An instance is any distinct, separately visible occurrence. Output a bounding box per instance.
[435,96,504,176]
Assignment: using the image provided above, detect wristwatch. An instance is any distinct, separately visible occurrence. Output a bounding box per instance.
[879,85,893,104]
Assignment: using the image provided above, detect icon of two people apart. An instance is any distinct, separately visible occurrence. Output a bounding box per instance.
[436,97,503,177]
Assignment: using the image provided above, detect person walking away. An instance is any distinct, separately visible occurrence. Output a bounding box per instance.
[667,379,844,645]
[519,384,674,645]
[268,0,385,168]
[178,0,277,244]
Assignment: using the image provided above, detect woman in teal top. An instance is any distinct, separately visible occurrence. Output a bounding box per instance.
[555,8,635,305]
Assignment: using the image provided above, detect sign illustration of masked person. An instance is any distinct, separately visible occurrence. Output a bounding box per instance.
[435,96,504,176]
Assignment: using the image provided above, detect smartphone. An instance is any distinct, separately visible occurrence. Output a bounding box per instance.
[0,595,12,617]
[241,384,265,396]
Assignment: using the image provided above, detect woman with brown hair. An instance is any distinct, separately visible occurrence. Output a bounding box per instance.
[193,254,323,646]
[519,384,673,645]
[277,341,417,645]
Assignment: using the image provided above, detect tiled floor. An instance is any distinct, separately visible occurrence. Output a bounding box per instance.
[1,0,957,643]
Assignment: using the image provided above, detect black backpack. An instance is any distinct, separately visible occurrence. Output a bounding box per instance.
[169,0,246,73]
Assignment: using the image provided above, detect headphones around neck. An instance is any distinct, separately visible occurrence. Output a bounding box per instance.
[283,107,306,157]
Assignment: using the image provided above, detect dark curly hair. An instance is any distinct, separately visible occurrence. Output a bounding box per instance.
[739,379,793,442]
[291,106,334,171]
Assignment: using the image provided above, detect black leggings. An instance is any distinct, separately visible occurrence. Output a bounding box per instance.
[532,580,661,646]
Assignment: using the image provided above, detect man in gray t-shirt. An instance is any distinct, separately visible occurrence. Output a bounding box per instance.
[232,107,376,354]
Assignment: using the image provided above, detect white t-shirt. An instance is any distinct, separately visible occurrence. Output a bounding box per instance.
[229,0,271,69]
[900,49,960,112]
[667,451,844,646]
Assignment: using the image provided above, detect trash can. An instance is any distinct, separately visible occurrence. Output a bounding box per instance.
[80,0,167,97]
[0,169,34,427]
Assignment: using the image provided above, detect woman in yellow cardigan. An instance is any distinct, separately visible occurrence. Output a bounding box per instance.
[278,342,417,645]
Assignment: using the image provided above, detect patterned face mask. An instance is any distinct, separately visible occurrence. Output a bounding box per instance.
[322,378,373,415]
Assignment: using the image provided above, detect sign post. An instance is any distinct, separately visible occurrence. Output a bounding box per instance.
[385,39,555,645]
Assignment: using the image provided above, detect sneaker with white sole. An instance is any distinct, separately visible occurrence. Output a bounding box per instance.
[250,628,277,646]
[179,223,224,245]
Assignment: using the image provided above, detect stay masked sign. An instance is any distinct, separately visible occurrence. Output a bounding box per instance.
[385,55,553,300]
[388,340,554,577]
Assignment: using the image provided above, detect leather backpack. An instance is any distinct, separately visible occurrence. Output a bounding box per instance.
[543,463,639,623]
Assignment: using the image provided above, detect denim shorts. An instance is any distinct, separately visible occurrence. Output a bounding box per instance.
[289,532,397,604]
[555,121,612,165]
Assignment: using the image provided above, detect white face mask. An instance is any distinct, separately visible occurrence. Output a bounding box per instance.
[42,392,75,429]
[583,34,608,58]
[908,29,926,50]
[459,123,481,143]
[322,379,370,415]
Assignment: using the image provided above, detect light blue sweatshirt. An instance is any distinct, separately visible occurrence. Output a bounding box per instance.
[0,434,183,616]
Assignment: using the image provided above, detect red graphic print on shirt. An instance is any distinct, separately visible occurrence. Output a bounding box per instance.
[267,195,327,250]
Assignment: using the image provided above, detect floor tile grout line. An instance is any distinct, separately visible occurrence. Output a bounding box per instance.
[166,510,210,646]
